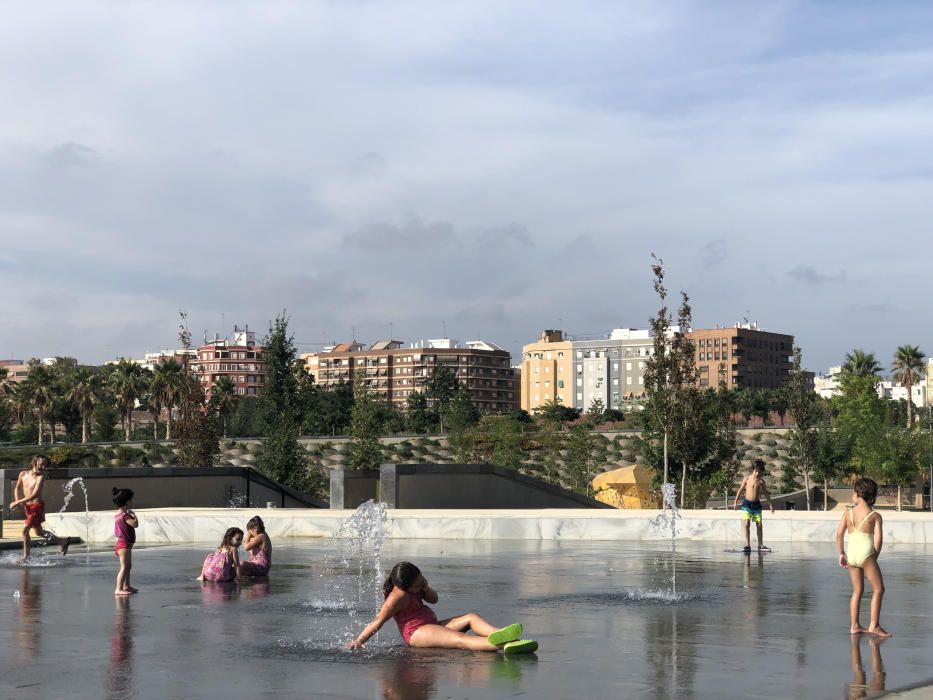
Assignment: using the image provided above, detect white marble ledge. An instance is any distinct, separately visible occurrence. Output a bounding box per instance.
[46,508,933,545]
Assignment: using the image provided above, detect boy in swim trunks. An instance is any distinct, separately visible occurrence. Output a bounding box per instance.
[8,455,71,561]
[732,459,774,553]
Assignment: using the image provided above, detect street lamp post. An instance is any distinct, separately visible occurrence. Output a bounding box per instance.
[928,405,932,513]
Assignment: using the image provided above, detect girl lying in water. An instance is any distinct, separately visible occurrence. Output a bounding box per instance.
[347,561,537,653]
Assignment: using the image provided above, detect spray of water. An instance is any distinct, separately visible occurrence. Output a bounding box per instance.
[57,477,91,547]
[338,500,388,606]
[650,482,681,596]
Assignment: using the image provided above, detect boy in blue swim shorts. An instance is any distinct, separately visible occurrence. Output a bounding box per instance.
[732,460,774,553]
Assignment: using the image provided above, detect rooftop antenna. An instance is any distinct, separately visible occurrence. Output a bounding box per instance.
[221,311,225,338]
[352,325,356,342]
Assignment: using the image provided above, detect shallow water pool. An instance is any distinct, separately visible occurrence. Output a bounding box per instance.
[1,539,931,699]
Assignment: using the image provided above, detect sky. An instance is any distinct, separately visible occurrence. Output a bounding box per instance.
[2,1,933,373]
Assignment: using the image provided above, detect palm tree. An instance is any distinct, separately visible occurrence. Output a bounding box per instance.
[25,363,55,445]
[109,360,152,442]
[211,375,238,439]
[65,367,102,444]
[151,360,183,440]
[891,345,926,426]
[842,349,882,379]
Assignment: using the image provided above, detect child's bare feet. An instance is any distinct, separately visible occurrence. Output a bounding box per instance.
[60,537,71,556]
[125,586,139,593]
[850,626,866,634]
[114,589,132,596]
[866,626,891,638]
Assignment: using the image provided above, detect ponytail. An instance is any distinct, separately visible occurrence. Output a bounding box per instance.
[383,561,422,599]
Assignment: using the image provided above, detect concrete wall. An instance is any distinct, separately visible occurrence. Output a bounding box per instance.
[1,467,325,522]
[378,463,609,509]
[329,469,379,509]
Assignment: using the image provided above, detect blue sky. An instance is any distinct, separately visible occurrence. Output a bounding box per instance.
[2,1,932,372]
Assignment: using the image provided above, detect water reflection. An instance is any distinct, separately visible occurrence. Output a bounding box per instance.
[200,580,241,604]
[845,636,887,699]
[14,569,41,658]
[374,650,532,700]
[108,595,134,700]
[377,654,437,700]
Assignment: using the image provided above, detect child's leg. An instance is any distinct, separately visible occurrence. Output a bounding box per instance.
[439,612,499,637]
[115,549,131,595]
[755,520,764,548]
[848,566,865,633]
[37,526,69,555]
[862,557,890,637]
[742,518,751,548]
[408,623,498,652]
[124,550,136,592]
[22,525,32,560]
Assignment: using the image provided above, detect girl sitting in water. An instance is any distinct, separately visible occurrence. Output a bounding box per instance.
[238,515,271,577]
[347,561,537,653]
[197,527,243,583]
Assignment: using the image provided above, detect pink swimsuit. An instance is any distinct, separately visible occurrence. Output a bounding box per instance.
[248,546,270,576]
[114,511,136,554]
[201,548,236,582]
[394,593,438,645]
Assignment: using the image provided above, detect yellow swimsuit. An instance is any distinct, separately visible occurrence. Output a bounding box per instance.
[847,509,877,568]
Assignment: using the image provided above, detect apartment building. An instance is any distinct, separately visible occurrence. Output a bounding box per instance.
[302,338,516,413]
[572,328,654,410]
[195,326,266,400]
[0,357,81,383]
[689,322,794,390]
[519,330,573,412]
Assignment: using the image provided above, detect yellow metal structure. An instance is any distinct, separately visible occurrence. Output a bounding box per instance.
[592,464,659,509]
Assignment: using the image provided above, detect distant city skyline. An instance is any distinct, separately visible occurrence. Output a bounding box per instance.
[2,2,932,372]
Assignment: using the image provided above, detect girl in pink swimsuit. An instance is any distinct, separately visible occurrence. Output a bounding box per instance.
[112,488,138,596]
[197,528,243,582]
[239,516,272,577]
[347,561,537,653]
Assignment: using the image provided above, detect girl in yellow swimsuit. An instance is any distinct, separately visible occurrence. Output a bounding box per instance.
[834,477,891,637]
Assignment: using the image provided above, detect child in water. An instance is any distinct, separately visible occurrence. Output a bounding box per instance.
[835,477,891,637]
[238,516,271,577]
[732,459,775,553]
[347,561,537,653]
[113,488,138,595]
[197,527,243,582]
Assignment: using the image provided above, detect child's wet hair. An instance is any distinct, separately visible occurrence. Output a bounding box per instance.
[32,454,51,469]
[752,459,765,473]
[221,527,244,548]
[112,488,134,507]
[246,515,266,534]
[853,477,878,506]
[383,561,422,599]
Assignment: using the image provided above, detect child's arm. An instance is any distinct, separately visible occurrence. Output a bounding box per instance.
[732,477,746,509]
[421,579,439,604]
[230,548,242,578]
[9,473,24,508]
[761,480,774,513]
[11,474,44,508]
[873,512,884,557]
[347,590,406,649]
[125,511,138,528]
[243,532,259,551]
[835,512,849,569]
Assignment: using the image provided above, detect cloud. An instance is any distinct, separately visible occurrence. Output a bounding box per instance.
[342,217,456,250]
[699,238,727,268]
[787,265,847,285]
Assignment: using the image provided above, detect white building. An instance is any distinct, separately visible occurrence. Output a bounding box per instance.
[814,364,927,408]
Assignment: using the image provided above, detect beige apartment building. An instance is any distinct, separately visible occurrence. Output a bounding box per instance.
[519,330,574,412]
[688,322,794,390]
[302,338,516,413]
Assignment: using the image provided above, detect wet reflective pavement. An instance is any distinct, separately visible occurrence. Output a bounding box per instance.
[1,539,932,699]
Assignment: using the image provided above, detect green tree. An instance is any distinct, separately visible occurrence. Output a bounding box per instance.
[425,365,459,431]
[92,402,119,441]
[878,425,923,510]
[109,360,152,442]
[173,314,220,468]
[786,347,818,509]
[257,314,305,486]
[842,349,882,379]
[587,397,606,421]
[347,376,383,470]
[642,255,699,489]
[812,415,847,510]
[404,391,435,434]
[534,400,579,431]
[891,345,926,426]
[446,384,481,462]
[211,375,239,438]
[66,367,103,444]
[152,359,183,440]
[565,421,597,494]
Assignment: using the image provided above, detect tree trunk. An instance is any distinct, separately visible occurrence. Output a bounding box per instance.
[125,409,132,442]
[153,417,159,441]
[50,419,57,444]
[824,479,829,511]
[804,469,811,510]
[897,484,902,512]
[223,415,228,439]
[37,414,44,446]
[663,431,669,484]
[82,415,89,444]
[680,460,687,508]
[166,417,172,441]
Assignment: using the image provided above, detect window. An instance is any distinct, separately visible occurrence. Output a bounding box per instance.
[577,393,583,401]
[557,352,564,358]
[626,362,632,371]
[557,380,564,388]
[545,352,552,360]
[700,353,705,361]
[613,363,619,370]
[638,377,644,385]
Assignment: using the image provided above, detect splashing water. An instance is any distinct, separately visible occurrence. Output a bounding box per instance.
[58,477,91,547]
[650,482,681,596]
